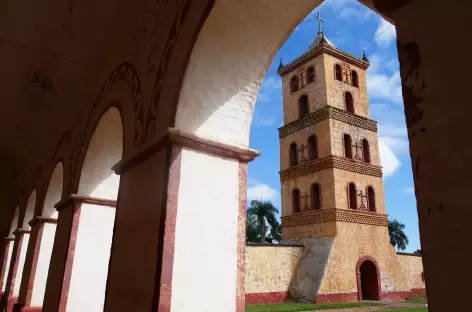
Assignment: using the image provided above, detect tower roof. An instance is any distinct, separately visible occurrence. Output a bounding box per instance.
[307,31,335,50]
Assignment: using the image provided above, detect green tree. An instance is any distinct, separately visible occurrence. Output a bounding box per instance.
[246,200,280,243]
[246,212,261,243]
[265,220,282,243]
[388,219,409,251]
[413,249,422,255]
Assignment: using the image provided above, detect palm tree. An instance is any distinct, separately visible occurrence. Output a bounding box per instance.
[265,221,282,243]
[247,200,279,243]
[388,219,409,251]
[246,212,261,243]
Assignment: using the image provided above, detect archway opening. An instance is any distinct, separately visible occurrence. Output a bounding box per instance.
[67,107,123,312]
[359,260,380,301]
[298,94,309,119]
[1,207,19,294]
[30,163,63,308]
[11,191,36,300]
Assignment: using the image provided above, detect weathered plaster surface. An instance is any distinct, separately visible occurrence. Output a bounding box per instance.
[245,246,302,294]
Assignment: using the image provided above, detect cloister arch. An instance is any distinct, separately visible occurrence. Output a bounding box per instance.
[0,207,18,294]
[9,191,36,305]
[0,1,468,311]
[170,1,396,310]
[65,107,123,312]
[23,162,64,309]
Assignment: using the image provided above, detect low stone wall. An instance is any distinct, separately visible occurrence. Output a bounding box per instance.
[244,242,426,305]
[396,252,425,291]
[244,243,303,304]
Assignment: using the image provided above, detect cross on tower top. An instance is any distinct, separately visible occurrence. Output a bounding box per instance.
[314,12,325,34]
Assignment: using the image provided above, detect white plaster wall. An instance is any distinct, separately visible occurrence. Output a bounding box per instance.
[1,242,13,291]
[66,204,115,312]
[13,234,30,297]
[9,208,19,235]
[176,0,322,148]
[30,223,56,306]
[23,191,36,229]
[171,148,240,312]
[42,163,64,218]
[78,107,123,200]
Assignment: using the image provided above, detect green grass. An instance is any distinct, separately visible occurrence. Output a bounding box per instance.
[245,302,380,312]
[406,296,427,304]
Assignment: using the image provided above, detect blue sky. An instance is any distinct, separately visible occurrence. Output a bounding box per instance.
[247,0,420,253]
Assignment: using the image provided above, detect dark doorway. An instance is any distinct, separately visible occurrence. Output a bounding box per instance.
[359,260,380,301]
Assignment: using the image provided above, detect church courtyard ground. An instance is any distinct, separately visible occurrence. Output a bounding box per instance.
[246,296,428,312]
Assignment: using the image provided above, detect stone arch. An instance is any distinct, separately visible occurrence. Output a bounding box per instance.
[69,63,139,193]
[175,1,324,148]
[20,190,37,230]
[66,106,123,312]
[8,207,19,237]
[44,130,72,201]
[39,162,64,218]
[290,75,299,93]
[356,256,381,301]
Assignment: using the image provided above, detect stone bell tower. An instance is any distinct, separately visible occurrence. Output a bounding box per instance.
[275,14,408,303]
[277,16,389,241]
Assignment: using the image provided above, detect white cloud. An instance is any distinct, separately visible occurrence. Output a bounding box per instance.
[378,138,401,177]
[367,70,403,103]
[374,18,397,47]
[247,178,280,203]
[257,76,282,103]
[339,6,374,20]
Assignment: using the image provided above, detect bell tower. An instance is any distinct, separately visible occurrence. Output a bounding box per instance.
[277,18,389,241]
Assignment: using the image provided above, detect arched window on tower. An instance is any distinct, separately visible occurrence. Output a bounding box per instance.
[362,139,371,163]
[367,186,376,212]
[334,64,342,81]
[348,183,357,210]
[343,134,353,159]
[345,92,354,113]
[289,142,298,167]
[311,184,321,210]
[298,95,309,118]
[290,76,299,93]
[351,70,359,88]
[292,189,301,213]
[308,135,318,160]
[306,66,315,84]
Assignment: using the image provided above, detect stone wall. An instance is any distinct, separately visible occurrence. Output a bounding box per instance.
[244,244,303,304]
[244,232,426,305]
[397,253,425,291]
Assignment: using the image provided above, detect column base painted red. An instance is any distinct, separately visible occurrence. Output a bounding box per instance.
[7,296,18,312]
[245,289,427,305]
[245,291,288,304]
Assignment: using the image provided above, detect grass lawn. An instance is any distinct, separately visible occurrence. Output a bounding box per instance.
[407,296,427,304]
[245,302,380,312]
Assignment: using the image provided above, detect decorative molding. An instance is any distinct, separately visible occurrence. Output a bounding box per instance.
[13,228,31,236]
[113,127,261,174]
[281,208,388,227]
[279,106,377,139]
[28,216,58,227]
[280,155,383,181]
[54,194,117,211]
[278,44,369,77]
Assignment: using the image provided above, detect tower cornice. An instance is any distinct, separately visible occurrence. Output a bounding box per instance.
[278,106,377,139]
[279,155,383,181]
[278,44,370,77]
[281,208,388,228]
